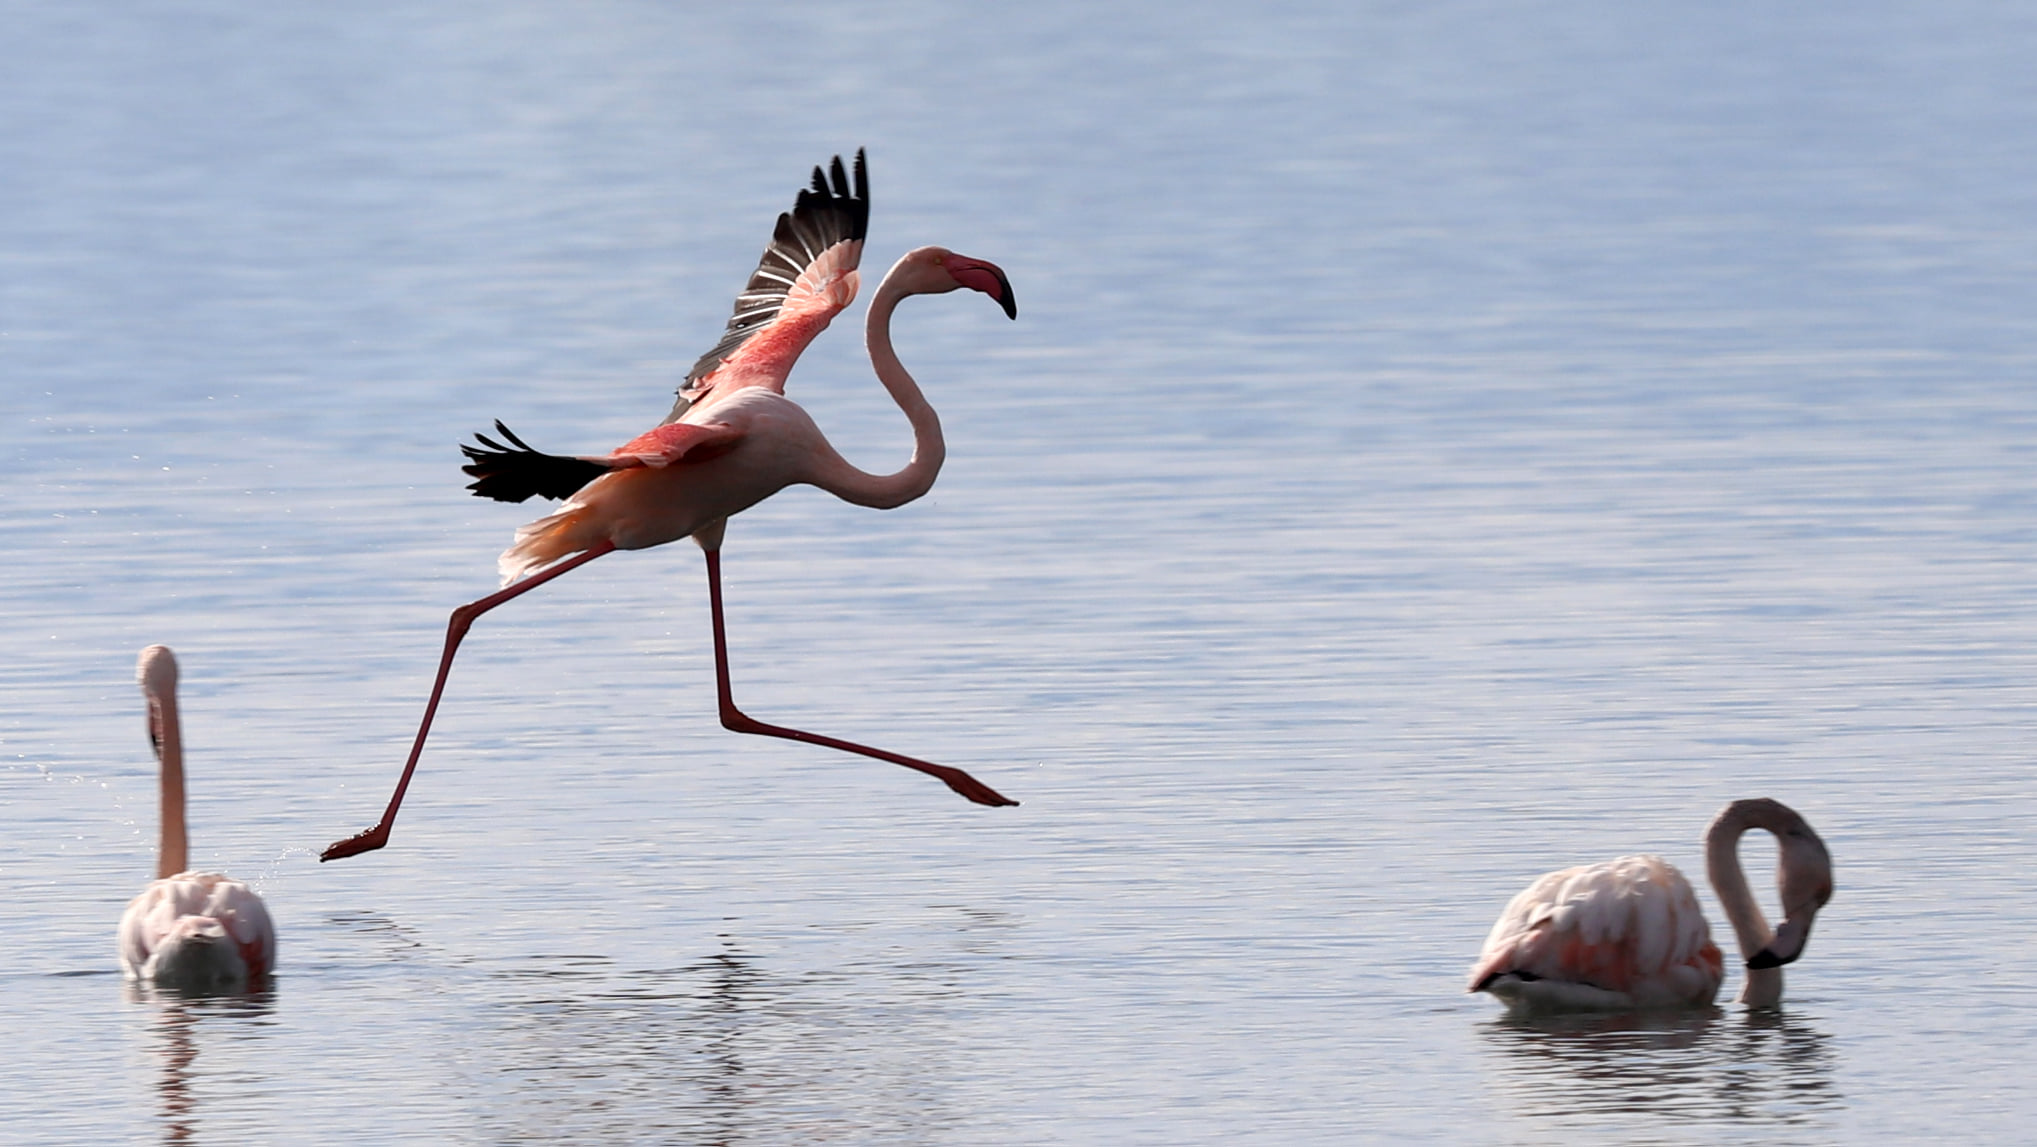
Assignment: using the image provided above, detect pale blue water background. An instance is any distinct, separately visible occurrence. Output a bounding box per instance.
[5,2,2035,1143]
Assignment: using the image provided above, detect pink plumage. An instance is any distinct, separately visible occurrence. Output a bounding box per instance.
[323,151,1021,863]
[1470,799,1833,1012]
[119,871,276,987]
[1469,855,1724,1010]
[119,646,277,990]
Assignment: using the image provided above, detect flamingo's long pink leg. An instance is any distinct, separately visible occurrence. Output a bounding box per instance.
[321,541,618,861]
[703,548,1018,808]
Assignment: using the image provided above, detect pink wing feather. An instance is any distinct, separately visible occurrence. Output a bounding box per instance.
[605,421,744,468]
[1470,854,1723,1007]
[667,149,870,419]
[119,871,277,984]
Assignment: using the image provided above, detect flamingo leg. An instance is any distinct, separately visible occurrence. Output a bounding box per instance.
[702,547,1018,808]
[321,541,619,861]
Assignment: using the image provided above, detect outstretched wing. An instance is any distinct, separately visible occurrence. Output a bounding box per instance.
[664,149,869,423]
[461,419,749,503]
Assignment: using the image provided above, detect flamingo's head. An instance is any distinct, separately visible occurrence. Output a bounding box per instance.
[898,246,1017,319]
[138,645,178,692]
[1746,805,1834,969]
[137,645,178,757]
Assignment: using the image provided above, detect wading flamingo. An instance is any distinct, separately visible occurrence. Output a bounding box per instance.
[1469,798,1832,1011]
[323,151,1018,862]
[119,646,277,988]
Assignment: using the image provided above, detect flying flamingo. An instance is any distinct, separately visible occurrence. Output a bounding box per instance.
[119,646,277,988]
[1468,798,1833,1010]
[323,150,1018,862]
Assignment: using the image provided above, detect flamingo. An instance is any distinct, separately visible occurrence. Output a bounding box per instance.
[119,646,277,988]
[1469,798,1833,1011]
[323,150,1018,862]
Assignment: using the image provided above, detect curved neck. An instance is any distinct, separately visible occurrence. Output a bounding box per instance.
[1705,810,1780,1006]
[807,264,946,509]
[150,686,189,879]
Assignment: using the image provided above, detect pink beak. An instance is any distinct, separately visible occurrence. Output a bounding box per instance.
[948,258,1017,319]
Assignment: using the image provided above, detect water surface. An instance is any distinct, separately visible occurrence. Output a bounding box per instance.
[5,3,2035,1143]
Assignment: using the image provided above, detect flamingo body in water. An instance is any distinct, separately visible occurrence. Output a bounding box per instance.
[1470,798,1832,1011]
[324,151,1018,861]
[119,646,276,989]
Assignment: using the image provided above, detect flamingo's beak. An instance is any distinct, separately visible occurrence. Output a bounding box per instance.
[948,257,1017,319]
[988,266,1017,319]
[1747,913,1816,969]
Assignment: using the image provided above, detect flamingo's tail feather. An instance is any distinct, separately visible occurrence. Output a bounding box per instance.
[499,501,600,586]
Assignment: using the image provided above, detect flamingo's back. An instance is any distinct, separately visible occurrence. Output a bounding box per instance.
[1469,854,1723,1010]
[119,871,276,989]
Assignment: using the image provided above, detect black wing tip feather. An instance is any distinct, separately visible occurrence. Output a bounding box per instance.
[826,149,870,241]
[795,149,869,242]
[783,149,869,248]
[460,420,607,503]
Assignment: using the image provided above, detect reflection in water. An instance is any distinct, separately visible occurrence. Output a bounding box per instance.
[1480,1008,1840,1132]
[469,933,980,1145]
[941,905,1023,958]
[328,909,432,963]
[125,984,276,1146]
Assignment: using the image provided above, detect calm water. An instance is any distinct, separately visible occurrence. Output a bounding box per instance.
[6,3,2036,1143]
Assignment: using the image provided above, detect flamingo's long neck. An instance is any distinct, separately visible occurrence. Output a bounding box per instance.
[1704,807,1780,1007]
[807,265,945,509]
[151,683,189,880]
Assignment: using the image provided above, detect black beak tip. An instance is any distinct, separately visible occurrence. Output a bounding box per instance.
[992,267,1017,319]
[1746,948,1790,970]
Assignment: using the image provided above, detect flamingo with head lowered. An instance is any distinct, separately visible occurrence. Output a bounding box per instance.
[120,646,277,988]
[1469,798,1833,1011]
[324,150,1018,861]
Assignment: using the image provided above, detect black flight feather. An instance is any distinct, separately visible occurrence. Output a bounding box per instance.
[460,420,609,503]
